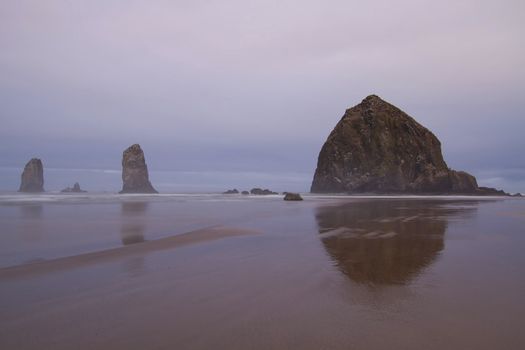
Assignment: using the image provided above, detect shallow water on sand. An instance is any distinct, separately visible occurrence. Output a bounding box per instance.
[0,195,524,349]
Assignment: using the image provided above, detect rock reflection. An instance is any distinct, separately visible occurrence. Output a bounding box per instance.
[316,200,478,285]
[17,204,44,240]
[120,201,147,245]
[20,204,43,219]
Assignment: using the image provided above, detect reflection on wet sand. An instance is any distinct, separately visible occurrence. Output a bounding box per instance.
[16,204,44,242]
[20,204,43,219]
[120,201,147,245]
[316,200,478,285]
[120,202,148,276]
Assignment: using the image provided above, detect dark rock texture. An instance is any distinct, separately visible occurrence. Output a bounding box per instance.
[250,188,278,195]
[477,187,507,196]
[119,144,158,194]
[19,158,44,192]
[61,182,87,193]
[283,192,303,201]
[241,191,250,195]
[223,189,239,194]
[311,95,505,195]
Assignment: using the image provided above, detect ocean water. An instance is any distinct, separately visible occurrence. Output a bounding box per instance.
[0,194,524,349]
[0,167,312,193]
[3,166,523,195]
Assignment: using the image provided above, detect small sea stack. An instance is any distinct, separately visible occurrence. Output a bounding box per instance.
[284,193,303,201]
[250,188,278,195]
[61,182,87,193]
[19,158,44,193]
[119,144,158,194]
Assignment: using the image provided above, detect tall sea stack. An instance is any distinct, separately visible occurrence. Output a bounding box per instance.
[311,95,485,194]
[119,144,158,194]
[19,158,44,192]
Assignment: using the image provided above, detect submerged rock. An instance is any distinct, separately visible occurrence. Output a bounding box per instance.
[283,192,303,201]
[119,144,158,194]
[223,189,239,194]
[61,182,87,193]
[250,188,278,195]
[19,158,44,192]
[311,95,507,195]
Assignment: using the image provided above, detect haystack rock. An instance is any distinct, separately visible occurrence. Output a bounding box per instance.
[311,95,502,194]
[119,144,158,194]
[19,158,44,192]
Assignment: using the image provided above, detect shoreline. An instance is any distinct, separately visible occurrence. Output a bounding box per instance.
[0,191,518,199]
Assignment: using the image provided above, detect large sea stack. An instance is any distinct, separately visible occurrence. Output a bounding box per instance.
[119,144,158,194]
[311,95,496,194]
[19,158,44,192]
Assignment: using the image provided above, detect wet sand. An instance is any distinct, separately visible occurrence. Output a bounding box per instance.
[1,195,524,349]
[0,226,260,280]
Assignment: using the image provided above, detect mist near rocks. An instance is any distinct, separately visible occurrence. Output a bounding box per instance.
[1,1,524,192]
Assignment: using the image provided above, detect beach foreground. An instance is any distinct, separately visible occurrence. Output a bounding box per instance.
[1,194,524,349]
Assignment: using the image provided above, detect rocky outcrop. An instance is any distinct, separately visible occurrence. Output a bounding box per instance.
[223,189,239,194]
[311,95,506,195]
[250,188,278,195]
[19,158,44,192]
[241,191,250,195]
[61,182,87,193]
[477,187,508,196]
[119,144,158,194]
[283,192,303,201]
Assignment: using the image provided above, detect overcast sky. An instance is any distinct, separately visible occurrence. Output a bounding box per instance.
[1,0,524,191]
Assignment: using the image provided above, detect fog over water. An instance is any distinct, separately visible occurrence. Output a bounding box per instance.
[1,1,524,192]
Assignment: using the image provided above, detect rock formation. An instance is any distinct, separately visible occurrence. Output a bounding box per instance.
[283,192,303,201]
[250,188,278,195]
[241,191,250,195]
[19,158,44,192]
[311,95,505,194]
[61,182,87,193]
[223,189,239,194]
[119,144,158,194]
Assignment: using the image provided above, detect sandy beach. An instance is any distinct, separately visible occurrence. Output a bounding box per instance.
[0,225,260,280]
[1,195,524,349]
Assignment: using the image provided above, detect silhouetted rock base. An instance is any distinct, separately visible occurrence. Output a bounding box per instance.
[284,193,303,201]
